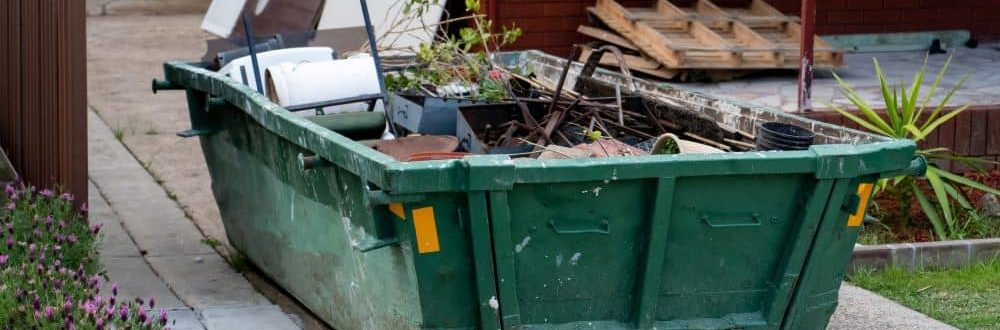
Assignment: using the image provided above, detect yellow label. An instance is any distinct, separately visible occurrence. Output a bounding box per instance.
[848,183,874,227]
[412,207,441,254]
[389,203,405,220]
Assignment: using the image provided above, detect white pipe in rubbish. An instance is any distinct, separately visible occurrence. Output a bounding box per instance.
[265,56,382,114]
[219,47,335,96]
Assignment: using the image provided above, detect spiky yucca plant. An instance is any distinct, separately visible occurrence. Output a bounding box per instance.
[830,55,1000,240]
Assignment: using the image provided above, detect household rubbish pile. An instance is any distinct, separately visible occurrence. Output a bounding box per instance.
[205,0,817,163]
[577,0,844,81]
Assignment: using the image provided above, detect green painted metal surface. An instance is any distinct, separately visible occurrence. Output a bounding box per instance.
[157,50,920,330]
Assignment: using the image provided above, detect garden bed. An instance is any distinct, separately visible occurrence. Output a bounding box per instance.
[0,183,170,329]
[858,170,1000,245]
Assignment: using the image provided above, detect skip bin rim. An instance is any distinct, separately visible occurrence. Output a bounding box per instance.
[160,52,916,195]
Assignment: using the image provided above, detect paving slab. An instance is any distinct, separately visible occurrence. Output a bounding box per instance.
[828,283,957,330]
[679,46,1000,112]
[89,111,216,257]
[100,256,187,309]
[199,305,301,330]
[164,308,207,330]
[147,254,267,309]
[89,183,142,258]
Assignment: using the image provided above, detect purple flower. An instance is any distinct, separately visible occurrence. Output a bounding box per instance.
[58,220,66,228]
[83,299,99,316]
[60,193,74,201]
[32,296,41,311]
[5,202,14,211]
[44,215,53,227]
[104,304,115,317]
[148,296,155,309]
[39,189,54,197]
[95,317,104,330]
[91,223,103,235]
[159,309,169,325]
[80,202,88,215]
[4,184,13,196]
[0,254,7,266]
[111,282,118,296]
[62,298,73,313]
[118,304,129,321]
[5,237,11,249]
[67,235,77,244]
[44,305,56,319]
[138,308,148,323]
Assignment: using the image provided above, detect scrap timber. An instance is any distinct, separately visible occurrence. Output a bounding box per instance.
[584,0,843,70]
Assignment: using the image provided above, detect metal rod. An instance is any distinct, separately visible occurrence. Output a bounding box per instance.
[284,93,385,112]
[797,0,815,112]
[359,0,397,136]
[242,14,264,95]
[548,45,580,114]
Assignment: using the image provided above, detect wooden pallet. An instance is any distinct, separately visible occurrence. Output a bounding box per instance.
[586,0,843,69]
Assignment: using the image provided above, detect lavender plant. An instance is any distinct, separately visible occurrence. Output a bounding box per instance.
[0,182,170,329]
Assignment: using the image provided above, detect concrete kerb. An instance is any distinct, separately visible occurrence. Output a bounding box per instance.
[850,238,1000,272]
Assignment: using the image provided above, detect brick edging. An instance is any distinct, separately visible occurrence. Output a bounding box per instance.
[850,238,1000,272]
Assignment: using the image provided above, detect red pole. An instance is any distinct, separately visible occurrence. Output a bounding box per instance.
[797,0,816,112]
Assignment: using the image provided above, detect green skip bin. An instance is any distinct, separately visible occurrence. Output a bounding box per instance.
[154,50,923,330]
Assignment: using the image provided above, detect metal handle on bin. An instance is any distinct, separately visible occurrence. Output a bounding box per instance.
[298,153,330,170]
[701,214,763,228]
[879,156,928,179]
[906,156,927,176]
[151,79,183,94]
[548,219,610,235]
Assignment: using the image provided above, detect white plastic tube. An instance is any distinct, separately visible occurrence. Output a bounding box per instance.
[219,47,335,95]
[265,56,382,114]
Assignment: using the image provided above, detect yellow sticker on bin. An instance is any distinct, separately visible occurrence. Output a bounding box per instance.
[389,203,405,220]
[412,206,441,254]
[848,183,874,227]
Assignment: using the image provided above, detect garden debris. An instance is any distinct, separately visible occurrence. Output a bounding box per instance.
[576,139,647,158]
[578,0,844,81]
[538,145,593,160]
[376,135,459,161]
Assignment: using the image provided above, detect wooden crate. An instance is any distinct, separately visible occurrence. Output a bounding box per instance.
[587,0,843,69]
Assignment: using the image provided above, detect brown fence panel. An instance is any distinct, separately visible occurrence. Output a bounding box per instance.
[0,0,87,205]
[806,106,1000,173]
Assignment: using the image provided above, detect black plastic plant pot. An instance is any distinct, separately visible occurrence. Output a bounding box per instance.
[756,122,815,151]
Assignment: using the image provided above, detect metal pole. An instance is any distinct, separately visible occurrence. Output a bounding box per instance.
[242,14,264,94]
[797,0,815,112]
[359,0,396,135]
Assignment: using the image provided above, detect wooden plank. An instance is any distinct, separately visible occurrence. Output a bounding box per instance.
[577,46,679,80]
[586,0,841,69]
[986,110,1000,155]
[577,25,639,51]
[937,115,956,171]
[952,109,973,172]
[970,109,988,156]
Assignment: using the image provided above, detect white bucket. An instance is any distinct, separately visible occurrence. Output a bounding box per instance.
[219,47,335,95]
[265,56,382,114]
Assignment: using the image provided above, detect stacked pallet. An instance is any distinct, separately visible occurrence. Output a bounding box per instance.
[579,0,843,81]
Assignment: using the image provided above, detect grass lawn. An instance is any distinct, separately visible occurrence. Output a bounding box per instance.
[848,258,1000,330]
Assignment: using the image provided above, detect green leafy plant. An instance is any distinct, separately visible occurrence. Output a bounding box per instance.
[830,55,1000,240]
[384,0,522,100]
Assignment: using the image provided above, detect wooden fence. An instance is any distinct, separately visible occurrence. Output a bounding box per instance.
[807,105,1000,173]
[0,0,87,205]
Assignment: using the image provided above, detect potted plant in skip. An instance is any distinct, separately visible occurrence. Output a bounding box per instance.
[382,0,525,136]
[830,55,1000,242]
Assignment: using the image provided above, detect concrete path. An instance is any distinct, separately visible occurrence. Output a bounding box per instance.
[89,111,301,330]
[85,12,959,330]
